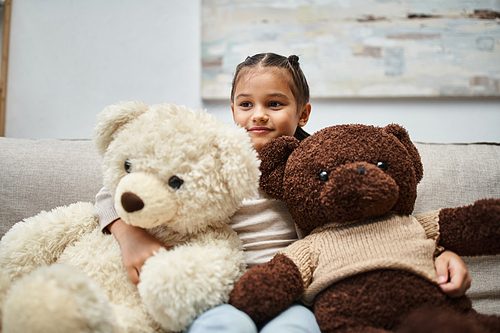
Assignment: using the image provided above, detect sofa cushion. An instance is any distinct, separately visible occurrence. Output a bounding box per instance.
[0,138,103,237]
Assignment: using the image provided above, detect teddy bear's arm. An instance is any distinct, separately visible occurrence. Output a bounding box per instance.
[229,253,304,324]
[0,202,98,280]
[137,225,246,332]
[437,198,500,256]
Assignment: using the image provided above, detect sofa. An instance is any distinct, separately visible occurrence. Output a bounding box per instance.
[1,136,499,316]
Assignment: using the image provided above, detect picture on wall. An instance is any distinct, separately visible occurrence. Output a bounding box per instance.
[201,0,500,99]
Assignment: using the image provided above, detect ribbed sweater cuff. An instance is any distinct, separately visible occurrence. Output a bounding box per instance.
[95,210,120,232]
[415,210,440,238]
[415,210,444,255]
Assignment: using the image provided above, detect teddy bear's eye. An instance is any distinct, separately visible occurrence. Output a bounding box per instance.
[168,176,184,189]
[318,171,329,181]
[124,160,132,173]
[376,162,388,172]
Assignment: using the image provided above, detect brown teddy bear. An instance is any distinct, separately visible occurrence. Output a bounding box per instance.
[229,124,500,333]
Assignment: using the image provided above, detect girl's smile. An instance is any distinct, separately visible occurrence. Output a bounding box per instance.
[248,126,273,134]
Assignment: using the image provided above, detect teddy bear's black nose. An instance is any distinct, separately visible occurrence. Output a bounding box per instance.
[121,192,145,213]
[357,167,366,175]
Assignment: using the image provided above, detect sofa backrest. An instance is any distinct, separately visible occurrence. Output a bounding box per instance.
[0,138,103,237]
[414,141,500,215]
[1,138,499,236]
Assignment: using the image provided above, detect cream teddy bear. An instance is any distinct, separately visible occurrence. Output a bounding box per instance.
[0,101,260,333]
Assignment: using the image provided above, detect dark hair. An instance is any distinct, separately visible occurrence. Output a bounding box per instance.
[231,53,310,141]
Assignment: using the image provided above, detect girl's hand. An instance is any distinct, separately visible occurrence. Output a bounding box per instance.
[435,250,471,298]
[108,218,167,285]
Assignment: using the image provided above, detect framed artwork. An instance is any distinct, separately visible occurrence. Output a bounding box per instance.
[201,0,500,99]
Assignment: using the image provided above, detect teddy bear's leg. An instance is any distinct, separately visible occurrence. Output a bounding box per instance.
[469,311,500,333]
[1,263,115,333]
[138,239,246,332]
[0,202,99,281]
[321,328,389,333]
[396,306,500,333]
[313,270,460,333]
[438,198,500,256]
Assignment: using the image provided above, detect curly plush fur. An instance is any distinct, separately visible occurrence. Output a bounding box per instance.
[0,102,260,333]
[229,124,500,333]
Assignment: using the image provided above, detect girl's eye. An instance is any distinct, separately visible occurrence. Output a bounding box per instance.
[268,101,282,108]
[124,160,132,173]
[240,102,252,108]
[168,176,184,190]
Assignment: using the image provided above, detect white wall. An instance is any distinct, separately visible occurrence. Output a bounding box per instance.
[4,0,500,143]
[5,0,202,138]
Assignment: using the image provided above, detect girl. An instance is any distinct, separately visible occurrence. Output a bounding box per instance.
[94,53,471,332]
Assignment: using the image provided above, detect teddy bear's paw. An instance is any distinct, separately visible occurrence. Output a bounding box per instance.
[439,198,500,256]
[473,198,500,227]
[229,254,304,323]
[138,245,244,332]
[1,264,115,333]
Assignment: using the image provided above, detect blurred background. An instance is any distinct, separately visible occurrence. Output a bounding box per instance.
[1,0,499,142]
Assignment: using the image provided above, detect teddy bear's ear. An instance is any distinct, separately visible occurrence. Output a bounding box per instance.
[93,101,150,156]
[259,136,300,200]
[383,124,423,183]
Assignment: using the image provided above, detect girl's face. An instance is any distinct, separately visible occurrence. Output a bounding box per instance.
[231,67,310,153]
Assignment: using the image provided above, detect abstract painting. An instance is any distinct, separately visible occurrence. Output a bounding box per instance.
[201,0,500,99]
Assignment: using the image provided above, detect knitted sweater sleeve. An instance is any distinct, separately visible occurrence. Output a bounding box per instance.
[93,187,120,231]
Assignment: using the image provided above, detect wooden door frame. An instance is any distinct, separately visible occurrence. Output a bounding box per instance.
[0,0,12,137]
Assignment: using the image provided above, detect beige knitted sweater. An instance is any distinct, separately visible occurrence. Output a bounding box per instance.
[278,211,442,305]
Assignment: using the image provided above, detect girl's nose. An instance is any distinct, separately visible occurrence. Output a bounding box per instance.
[251,106,269,123]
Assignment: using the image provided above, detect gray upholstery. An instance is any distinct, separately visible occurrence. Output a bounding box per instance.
[0,138,103,236]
